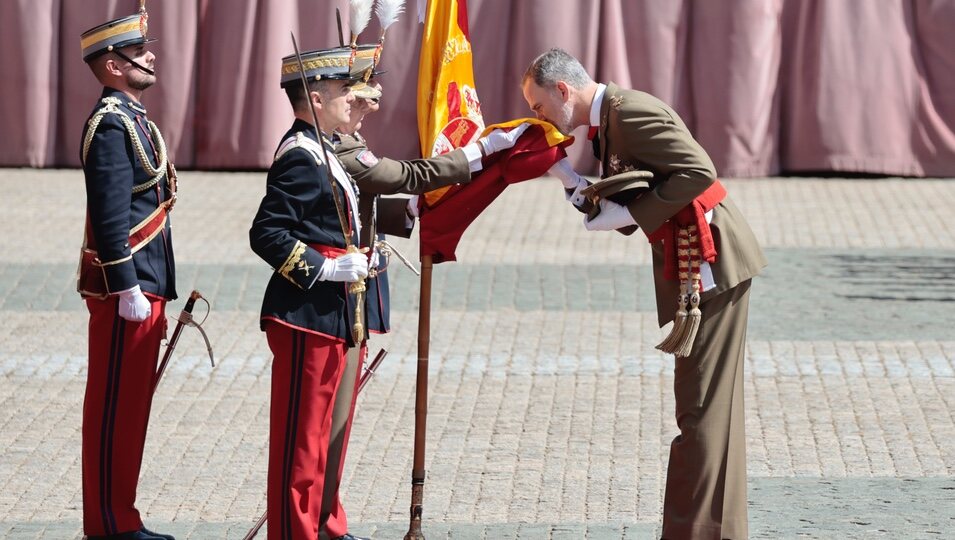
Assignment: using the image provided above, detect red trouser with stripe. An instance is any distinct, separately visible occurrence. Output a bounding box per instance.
[82,295,166,536]
[266,322,348,540]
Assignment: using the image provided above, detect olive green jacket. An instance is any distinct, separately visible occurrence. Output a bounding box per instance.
[596,83,767,325]
[333,131,471,245]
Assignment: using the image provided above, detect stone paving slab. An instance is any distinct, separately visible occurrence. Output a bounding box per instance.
[4,170,955,266]
[2,477,954,539]
[2,245,954,342]
[1,170,954,539]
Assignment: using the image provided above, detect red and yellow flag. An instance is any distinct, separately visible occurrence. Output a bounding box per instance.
[415,0,574,263]
[418,120,574,263]
[417,0,484,208]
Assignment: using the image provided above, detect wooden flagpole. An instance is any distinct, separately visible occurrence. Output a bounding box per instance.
[405,253,432,539]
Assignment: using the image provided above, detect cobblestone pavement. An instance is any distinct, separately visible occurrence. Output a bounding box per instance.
[1,169,953,539]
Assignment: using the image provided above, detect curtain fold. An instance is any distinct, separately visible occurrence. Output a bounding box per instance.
[1,0,953,176]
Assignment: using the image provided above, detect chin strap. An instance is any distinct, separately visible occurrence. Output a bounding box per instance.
[112,49,155,75]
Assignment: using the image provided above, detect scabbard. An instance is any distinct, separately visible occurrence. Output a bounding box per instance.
[358,348,388,393]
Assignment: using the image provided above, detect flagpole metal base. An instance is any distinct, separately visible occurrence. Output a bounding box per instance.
[403,478,426,540]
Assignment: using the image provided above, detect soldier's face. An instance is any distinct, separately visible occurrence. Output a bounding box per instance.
[316,80,354,131]
[342,97,373,135]
[522,79,574,134]
[121,45,156,90]
[367,81,382,113]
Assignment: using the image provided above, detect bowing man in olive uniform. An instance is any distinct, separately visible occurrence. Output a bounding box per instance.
[77,3,178,539]
[249,46,374,540]
[320,75,527,539]
[522,48,767,540]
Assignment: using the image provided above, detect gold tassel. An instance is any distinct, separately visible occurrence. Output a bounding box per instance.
[347,245,367,343]
[656,227,692,354]
[656,284,687,353]
[675,282,701,358]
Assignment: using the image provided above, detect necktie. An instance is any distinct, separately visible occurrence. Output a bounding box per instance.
[588,126,600,159]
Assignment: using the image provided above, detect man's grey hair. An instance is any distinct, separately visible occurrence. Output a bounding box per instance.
[522,48,593,90]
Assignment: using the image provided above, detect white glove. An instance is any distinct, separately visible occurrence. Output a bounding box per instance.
[583,199,638,231]
[369,248,381,272]
[548,158,586,190]
[548,158,590,207]
[478,122,531,155]
[118,285,151,322]
[407,195,420,218]
[319,252,370,282]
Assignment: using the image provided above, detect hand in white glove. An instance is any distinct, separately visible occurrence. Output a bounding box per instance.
[369,248,381,272]
[548,158,590,208]
[407,195,420,219]
[583,199,638,232]
[548,158,587,190]
[319,252,370,282]
[118,285,151,322]
[478,122,531,155]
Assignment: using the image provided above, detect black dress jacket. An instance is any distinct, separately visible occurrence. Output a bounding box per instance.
[250,119,364,345]
[81,87,176,300]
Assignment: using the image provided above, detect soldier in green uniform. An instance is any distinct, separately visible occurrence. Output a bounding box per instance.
[522,48,767,540]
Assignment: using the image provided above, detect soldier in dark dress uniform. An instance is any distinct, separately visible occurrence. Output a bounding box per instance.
[248,46,372,540]
[319,74,527,539]
[77,3,178,539]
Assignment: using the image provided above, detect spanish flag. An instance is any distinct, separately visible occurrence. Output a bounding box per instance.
[416,1,574,263]
[416,0,484,165]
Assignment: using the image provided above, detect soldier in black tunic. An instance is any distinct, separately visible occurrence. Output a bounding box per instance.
[249,46,371,540]
[77,3,178,539]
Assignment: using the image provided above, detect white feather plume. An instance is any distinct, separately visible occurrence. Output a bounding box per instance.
[375,0,405,33]
[349,0,374,42]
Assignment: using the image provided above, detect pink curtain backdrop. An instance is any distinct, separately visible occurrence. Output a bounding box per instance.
[2,0,954,176]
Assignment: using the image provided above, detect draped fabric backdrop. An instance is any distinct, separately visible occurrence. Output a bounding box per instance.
[2,0,954,176]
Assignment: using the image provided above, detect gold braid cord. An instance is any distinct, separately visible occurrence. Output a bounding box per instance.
[655,225,703,357]
[347,244,366,344]
[674,226,703,357]
[656,228,690,354]
[81,96,168,194]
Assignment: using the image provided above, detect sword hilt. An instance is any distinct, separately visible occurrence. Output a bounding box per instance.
[153,289,213,391]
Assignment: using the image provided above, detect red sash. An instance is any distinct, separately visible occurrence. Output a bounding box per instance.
[646,180,726,281]
[78,203,170,298]
[309,244,347,258]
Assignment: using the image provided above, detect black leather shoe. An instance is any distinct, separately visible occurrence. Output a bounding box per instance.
[140,526,175,540]
[333,534,371,540]
[86,529,165,540]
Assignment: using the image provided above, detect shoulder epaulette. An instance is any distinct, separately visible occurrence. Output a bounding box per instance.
[274,132,327,166]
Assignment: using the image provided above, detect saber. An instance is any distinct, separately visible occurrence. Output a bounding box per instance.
[242,348,389,540]
[290,31,367,344]
[336,8,345,47]
[153,290,214,392]
[358,348,388,393]
[242,513,267,540]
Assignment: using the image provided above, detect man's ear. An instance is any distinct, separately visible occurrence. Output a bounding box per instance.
[104,57,123,77]
[310,90,323,109]
[556,81,570,102]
